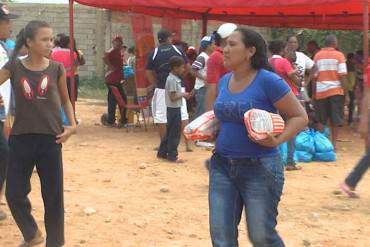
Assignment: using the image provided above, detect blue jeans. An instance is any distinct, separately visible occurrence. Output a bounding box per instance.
[282,114,296,165]
[209,152,285,247]
[345,150,370,189]
[195,87,206,117]
[287,137,296,165]
[345,135,370,189]
[0,122,9,193]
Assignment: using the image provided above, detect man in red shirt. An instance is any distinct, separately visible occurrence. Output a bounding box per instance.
[205,23,237,111]
[338,60,370,197]
[102,35,127,127]
[269,40,301,171]
[268,40,300,95]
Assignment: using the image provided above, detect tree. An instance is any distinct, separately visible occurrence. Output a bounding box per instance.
[271,28,367,55]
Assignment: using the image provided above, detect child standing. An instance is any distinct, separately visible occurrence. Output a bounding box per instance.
[157,56,191,163]
[0,20,77,247]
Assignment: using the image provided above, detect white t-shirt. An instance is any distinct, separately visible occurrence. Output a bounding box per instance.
[294,51,314,86]
[192,52,209,90]
[0,43,11,119]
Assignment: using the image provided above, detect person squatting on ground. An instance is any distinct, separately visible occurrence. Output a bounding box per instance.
[0,20,77,247]
[209,27,308,247]
[0,3,18,222]
[102,35,128,127]
[157,56,193,163]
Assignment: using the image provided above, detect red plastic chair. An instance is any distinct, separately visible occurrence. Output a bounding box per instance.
[109,86,148,131]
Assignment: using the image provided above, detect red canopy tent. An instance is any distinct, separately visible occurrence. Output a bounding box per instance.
[73,0,369,30]
[67,0,370,108]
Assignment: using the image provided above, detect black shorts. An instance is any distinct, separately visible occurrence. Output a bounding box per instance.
[315,95,344,127]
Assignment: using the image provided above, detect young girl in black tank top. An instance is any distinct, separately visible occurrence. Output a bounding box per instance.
[0,20,76,247]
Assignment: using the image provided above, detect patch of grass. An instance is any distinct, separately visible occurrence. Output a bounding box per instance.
[79,76,107,100]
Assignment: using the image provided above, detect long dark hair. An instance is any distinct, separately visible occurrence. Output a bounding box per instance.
[54,33,66,47]
[11,20,51,64]
[59,35,83,65]
[235,27,273,71]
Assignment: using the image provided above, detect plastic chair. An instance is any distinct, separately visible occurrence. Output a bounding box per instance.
[109,85,148,131]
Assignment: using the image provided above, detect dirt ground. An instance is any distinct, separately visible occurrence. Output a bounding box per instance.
[0,99,370,247]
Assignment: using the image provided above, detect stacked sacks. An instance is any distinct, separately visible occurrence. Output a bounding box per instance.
[295,130,315,162]
[279,128,336,163]
[313,130,336,161]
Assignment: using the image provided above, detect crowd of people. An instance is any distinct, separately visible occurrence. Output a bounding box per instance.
[0,3,369,247]
[141,23,370,246]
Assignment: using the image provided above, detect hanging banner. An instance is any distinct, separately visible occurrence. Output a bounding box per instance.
[130,14,155,105]
[161,17,182,42]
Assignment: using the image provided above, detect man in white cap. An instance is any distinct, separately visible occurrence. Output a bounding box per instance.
[205,23,237,111]
[0,3,18,221]
[203,23,236,170]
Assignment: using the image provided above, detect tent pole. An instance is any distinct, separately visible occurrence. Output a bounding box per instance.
[364,0,368,69]
[69,0,76,111]
[202,15,208,37]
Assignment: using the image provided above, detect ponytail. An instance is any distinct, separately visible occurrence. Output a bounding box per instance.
[10,20,51,65]
[10,28,26,65]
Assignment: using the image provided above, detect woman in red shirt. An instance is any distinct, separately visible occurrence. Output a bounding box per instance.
[51,35,84,103]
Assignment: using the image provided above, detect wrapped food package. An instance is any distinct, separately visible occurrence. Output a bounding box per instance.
[184,110,220,141]
[244,109,285,141]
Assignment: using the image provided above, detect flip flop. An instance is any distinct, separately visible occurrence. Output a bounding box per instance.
[338,182,359,198]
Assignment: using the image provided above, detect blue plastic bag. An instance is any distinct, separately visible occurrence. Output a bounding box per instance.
[320,126,330,138]
[295,130,315,154]
[279,142,299,164]
[313,151,336,162]
[313,131,334,153]
[278,142,287,162]
[295,151,313,162]
[123,65,134,80]
[61,108,69,126]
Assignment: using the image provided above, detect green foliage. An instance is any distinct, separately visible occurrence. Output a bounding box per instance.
[79,76,106,99]
[271,28,368,55]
